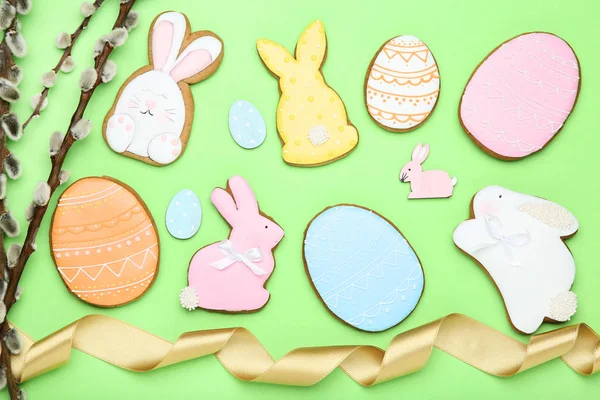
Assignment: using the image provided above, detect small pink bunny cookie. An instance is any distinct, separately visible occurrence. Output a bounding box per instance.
[179,176,285,313]
[399,143,457,199]
[103,11,224,166]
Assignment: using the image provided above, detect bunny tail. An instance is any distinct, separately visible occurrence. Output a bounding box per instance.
[451,177,458,187]
[179,286,200,311]
[548,291,577,322]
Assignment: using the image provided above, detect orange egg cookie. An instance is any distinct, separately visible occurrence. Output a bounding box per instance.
[50,176,159,307]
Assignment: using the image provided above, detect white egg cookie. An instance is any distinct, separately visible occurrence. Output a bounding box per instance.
[365,35,440,132]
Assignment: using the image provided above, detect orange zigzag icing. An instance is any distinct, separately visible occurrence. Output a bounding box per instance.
[368,106,430,123]
[370,69,440,86]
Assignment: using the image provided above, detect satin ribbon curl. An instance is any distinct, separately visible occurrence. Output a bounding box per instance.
[7,313,600,385]
[209,239,265,276]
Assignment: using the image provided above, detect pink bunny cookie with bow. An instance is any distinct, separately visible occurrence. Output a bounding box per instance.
[180,176,285,313]
[400,143,457,199]
[103,11,224,166]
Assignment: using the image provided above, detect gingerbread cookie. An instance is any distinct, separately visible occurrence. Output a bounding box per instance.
[166,189,202,240]
[257,20,359,167]
[459,32,580,160]
[453,186,579,334]
[180,176,284,313]
[51,177,160,307]
[303,205,424,332]
[229,100,266,149]
[399,143,456,199]
[365,35,440,132]
[104,11,224,166]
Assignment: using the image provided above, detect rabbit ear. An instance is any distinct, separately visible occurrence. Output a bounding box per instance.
[228,176,259,215]
[151,12,188,72]
[418,144,430,163]
[517,197,579,237]
[257,39,295,77]
[211,188,238,226]
[411,143,423,161]
[170,35,223,83]
[296,20,326,68]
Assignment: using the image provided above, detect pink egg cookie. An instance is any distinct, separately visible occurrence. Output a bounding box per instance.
[460,32,580,160]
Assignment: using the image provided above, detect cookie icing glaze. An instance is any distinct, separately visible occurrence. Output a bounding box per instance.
[104,11,224,166]
[166,189,202,240]
[229,100,267,149]
[304,205,424,332]
[460,33,580,159]
[453,186,579,334]
[180,176,284,312]
[257,20,359,167]
[366,35,440,132]
[51,177,159,307]
[399,143,457,199]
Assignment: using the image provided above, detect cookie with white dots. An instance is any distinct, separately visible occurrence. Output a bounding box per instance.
[257,20,359,167]
[166,189,202,239]
[50,176,160,307]
[229,100,267,149]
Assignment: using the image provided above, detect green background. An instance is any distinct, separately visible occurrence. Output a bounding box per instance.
[4,0,599,398]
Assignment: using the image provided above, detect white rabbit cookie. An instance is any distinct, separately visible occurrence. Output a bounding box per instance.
[453,186,579,334]
[103,12,224,166]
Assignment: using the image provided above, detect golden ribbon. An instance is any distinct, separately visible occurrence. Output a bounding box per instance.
[8,313,600,385]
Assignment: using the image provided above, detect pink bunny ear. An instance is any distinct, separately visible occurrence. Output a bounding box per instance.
[151,12,187,72]
[418,144,430,163]
[170,35,223,83]
[211,188,237,226]
[411,143,423,161]
[228,176,259,215]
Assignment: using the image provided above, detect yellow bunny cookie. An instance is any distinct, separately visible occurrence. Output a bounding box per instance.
[257,20,359,167]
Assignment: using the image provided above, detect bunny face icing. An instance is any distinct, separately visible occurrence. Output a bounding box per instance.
[399,160,422,183]
[454,186,579,334]
[230,214,284,250]
[472,186,520,220]
[112,71,186,159]
[104,11,223,166]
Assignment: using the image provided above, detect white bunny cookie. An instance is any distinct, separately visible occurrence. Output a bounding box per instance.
[103,12,224,166]
[454,186,579,334]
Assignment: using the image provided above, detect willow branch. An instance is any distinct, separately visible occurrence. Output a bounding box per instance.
[0,0,19,280]
[4,0,135,312]
[0,1,137,398]
[0,0,24,396]
[22,0,106,132]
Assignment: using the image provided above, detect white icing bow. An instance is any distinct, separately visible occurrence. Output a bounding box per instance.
[470,215,530,267]
[209,240,265,276]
